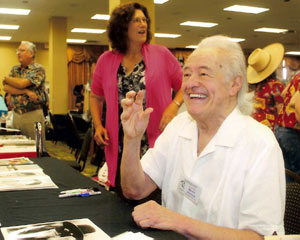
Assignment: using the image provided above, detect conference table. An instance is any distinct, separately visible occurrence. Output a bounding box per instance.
[0,157,184,239]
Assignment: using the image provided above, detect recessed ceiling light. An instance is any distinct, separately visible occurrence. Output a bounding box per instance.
[67,39,87,43]
[224,5,269,14]
[285,51,300,56]
[155,33,181,38]
[0,8,30,15]
[0,24,19,30]
[0,36,11,40]
[185,45,198,49]
[71,28,106,34]
[230,38,245,42]
[180,21,218,28]
[254,27,288,33]
[91,14,110,20]
[154,0,168,4]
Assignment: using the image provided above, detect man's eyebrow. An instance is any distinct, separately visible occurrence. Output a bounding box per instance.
[183,65,212,71]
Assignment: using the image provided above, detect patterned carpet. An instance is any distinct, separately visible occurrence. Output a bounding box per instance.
[45,140,99,177]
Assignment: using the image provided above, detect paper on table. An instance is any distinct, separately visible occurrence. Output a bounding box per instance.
[0,218,111,240]
[0,127,21,132]
[112,231,154,240]
[0,164,58,191]
[265,235,300,240]
[0,157,33,166]
[0,138,36,145]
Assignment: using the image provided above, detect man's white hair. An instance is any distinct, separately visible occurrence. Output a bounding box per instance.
[21,41,37,59]
[190,35,253,115]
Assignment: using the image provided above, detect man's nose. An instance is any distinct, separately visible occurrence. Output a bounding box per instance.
[186,73,200,87]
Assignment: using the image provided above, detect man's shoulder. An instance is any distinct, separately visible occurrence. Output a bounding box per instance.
[29,63,45,71]
[238,113,278,146]
[224,109,277,146]
[11,64,21,71]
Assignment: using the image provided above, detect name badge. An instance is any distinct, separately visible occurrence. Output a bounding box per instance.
[178,179,200,205]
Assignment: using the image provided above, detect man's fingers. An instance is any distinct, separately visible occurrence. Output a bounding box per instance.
[135,90,144,105]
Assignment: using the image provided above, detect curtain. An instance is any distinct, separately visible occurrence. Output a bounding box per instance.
[67,45,108,110]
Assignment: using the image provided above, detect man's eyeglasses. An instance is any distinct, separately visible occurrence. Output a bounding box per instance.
[131,17,148,24]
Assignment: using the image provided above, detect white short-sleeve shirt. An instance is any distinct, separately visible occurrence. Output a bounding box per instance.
[141,108,285,236]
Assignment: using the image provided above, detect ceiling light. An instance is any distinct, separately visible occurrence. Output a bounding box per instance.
[155,33,181,38]
[285,51,300,56]
[91,14,110,20]
[224,5,269,14]
[185,45,198,49]
[67,39,87,43]
[0,8,30,15]
[0,24,19,30]
[0,36,11,40]
[154,0,169,4]
[229,38,245,42]
[180,21,218,28]
[71,28,106,34]
[254,28,288,33]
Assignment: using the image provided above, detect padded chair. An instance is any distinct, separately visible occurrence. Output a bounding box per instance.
[286,169,300,184]
[66,113,85,158]
[49,112,67,144]
[284,182,300,234]
[284,169,300,234]
[76,127,93,172]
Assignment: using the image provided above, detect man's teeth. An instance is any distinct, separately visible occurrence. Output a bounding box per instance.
[189,93,207,99]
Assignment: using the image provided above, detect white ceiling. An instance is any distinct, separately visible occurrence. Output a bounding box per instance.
[1,0,300,53]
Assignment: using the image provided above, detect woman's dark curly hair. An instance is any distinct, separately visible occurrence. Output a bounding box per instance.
[107,2,152,54]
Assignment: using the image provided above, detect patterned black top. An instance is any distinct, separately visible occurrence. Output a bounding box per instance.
[117,59,149,161]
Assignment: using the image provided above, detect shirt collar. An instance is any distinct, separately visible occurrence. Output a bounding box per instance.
[178,108,246,148]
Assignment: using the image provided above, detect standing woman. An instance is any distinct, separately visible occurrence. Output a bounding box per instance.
[90,2,183,190]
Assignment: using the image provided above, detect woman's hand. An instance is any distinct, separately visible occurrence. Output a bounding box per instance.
[94,125,109,146]
[121,90,153,140]
[159,102,179,131]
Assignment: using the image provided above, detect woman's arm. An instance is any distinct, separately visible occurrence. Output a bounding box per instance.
[159,89,183,131]
[89,91,109,145]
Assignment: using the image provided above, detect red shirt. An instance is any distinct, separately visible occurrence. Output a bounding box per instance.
[277,72,300,130]
[252,79,284,131]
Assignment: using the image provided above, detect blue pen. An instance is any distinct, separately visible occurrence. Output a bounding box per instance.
[79,192,101,197]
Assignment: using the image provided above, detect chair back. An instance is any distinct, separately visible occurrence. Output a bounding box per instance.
[77,127,93,171]
[284,182,300,234]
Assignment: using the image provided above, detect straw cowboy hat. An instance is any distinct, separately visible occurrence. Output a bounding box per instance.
[247,43,284,84]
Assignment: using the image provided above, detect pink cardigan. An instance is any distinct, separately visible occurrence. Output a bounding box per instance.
[91,44,183,186]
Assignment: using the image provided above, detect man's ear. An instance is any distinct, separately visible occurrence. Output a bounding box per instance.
[229,75,243,96]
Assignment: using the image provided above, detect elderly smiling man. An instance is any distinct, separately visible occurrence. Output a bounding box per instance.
[3,41,47,143]
[120,35,285,239]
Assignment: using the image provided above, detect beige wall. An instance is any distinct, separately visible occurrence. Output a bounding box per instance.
[0,42,49,96]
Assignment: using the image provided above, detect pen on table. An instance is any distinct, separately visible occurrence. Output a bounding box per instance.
[58,189,101,198]
[78,192,101,197]
[60,188,86,194]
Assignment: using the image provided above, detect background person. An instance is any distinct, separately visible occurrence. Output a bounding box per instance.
[90,2,183,189]
[289,90,300,122]
[275,72,300,182]
[120,35,285,239]
[247,43,285,131]
[3,41,47,144]
[73,84,84,114]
